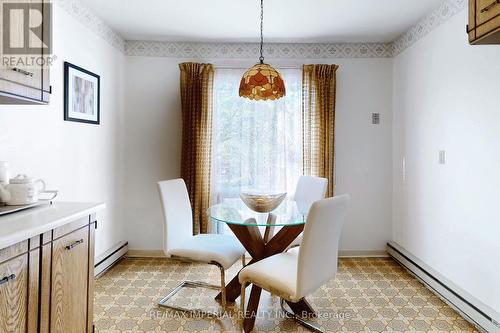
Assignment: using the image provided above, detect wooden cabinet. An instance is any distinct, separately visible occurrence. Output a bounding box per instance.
[50,226,90,333]
[0,254,29,332]
[0,215,96,333]
[0,239,38,333]
[0,0,51,104]
[468,0,500,44]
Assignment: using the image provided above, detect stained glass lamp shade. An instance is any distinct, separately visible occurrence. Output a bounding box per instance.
[239,63,286,100]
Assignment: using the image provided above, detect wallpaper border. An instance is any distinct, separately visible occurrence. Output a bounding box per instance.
[55,0,126,52]
[391,0,467,56]
[125,41,394,59]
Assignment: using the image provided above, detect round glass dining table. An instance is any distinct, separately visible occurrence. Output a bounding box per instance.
[207,199,315,331]
[208,199,307,227]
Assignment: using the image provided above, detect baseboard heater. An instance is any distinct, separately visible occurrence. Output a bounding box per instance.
[94,241,128,277]
[387,241,499,333]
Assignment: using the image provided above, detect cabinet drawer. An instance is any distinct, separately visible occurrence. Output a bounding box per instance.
[0,240,28,264]
[476,13,500,40]
[53,216,90,240]
[476,0,500,25]
[50,226,90,333]
[0,67,43,91]
[0,80,45,103]
[0,254,28,333]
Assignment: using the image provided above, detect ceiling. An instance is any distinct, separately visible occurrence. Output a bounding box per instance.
[82,0,442,43]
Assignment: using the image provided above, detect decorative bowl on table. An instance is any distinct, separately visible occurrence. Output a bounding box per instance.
[239,192,287,213]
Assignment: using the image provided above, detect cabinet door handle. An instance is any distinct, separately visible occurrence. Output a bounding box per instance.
[65,239,84,250]
[0,274,16,286]
[12,67,34,77]
[481,0,500,13]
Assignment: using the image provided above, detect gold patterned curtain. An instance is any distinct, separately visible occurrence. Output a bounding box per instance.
[302,64,339,197]
[179,62,214,234]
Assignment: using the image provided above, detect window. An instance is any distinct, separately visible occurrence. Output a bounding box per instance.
[211,68,302,210]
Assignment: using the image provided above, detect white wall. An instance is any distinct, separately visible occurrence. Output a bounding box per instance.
[124,56,393,252]
[393,10,500,312]
[0,4,126,257]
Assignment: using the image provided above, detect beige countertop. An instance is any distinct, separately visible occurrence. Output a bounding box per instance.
[0,201,105,249]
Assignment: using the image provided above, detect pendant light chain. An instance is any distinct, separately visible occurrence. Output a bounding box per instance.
[259,0,264,64]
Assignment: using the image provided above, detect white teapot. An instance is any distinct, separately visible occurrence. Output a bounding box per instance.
[0,174,46,206]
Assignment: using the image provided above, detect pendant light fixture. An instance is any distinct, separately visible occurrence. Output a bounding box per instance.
[239,0,285,101]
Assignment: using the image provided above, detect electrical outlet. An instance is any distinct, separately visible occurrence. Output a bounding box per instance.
[439,150,446,164]
[372,113,380,124]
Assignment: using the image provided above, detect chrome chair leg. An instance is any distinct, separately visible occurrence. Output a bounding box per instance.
[218,263,226,309]
[240,282,247,316]
[158,281,221,317]
[158,262,227,317]
[280,298,323,333]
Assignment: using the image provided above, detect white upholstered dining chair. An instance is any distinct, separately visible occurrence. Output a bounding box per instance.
[157,178,245,315]
[239,194,350,332]
[287,175,328,248]
[264,176,328,244]
[293,176,328,212]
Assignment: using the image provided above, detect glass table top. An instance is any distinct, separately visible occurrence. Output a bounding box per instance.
[207,199,307,226]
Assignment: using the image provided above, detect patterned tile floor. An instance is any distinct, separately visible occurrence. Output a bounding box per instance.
[94,257,477,333]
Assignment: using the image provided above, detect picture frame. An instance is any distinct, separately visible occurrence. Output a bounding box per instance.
[64,62,100,125]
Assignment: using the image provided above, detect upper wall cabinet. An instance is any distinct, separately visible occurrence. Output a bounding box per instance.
[0,0,51,104]
[468,0,500,44]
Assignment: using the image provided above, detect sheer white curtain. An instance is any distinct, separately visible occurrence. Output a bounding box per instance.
[211,68,302,232]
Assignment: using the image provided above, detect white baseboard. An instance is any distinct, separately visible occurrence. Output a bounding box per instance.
[387,241,500,333]
[126,249,388,259]
[94,241,128,277]
[126,249,165,258]
[338,250,388,258]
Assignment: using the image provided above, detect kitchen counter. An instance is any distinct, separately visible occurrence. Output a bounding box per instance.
[0,201,103,332]
[0,201,105,249]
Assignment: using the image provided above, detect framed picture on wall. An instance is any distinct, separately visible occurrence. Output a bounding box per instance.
[64,62,100,124]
